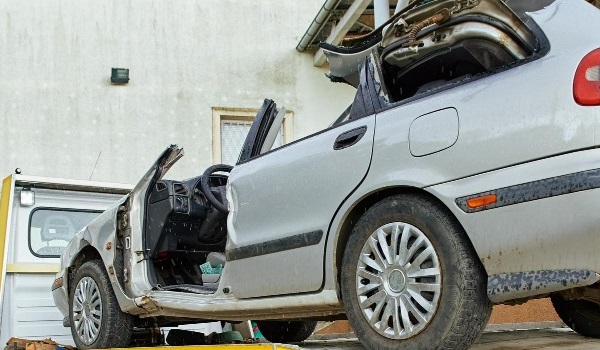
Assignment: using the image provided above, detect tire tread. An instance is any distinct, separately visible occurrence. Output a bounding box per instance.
[341,194,491,350]
[551,294,600,338]
[69,260,134,349]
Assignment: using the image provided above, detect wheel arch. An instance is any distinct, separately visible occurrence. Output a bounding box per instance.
[67,245,102,295]
[332,185,482,294]
[66,244,145,316]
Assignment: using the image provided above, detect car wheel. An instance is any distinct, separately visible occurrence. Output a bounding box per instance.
[551,293,600,338]
[255,320,317,343]
[69,260,134,349]
[341,194,491,350]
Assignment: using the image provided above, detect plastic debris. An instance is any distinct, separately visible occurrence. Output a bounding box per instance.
[200,261,223,274]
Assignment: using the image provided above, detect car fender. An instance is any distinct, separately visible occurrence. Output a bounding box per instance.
[60,195,145,314]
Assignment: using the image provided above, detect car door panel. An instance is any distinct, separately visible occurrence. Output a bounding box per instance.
[226,116,375,298]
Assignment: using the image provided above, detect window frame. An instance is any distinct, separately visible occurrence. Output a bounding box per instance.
[211,107,294,164]
[28,206,103,258]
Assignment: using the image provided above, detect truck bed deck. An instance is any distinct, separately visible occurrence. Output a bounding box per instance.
[300,329,600,350]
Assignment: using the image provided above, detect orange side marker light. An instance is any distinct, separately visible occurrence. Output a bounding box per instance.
[466,194,497,209]
[52,277,63,291]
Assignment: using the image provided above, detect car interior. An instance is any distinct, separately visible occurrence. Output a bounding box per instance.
[143,99,283,294]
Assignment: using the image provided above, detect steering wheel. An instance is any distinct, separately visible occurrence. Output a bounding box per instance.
[200,164,233,213]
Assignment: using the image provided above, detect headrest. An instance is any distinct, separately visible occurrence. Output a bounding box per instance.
[40,215,75,242]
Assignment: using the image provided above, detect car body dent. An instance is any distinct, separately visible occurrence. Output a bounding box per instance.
[58,195,144,315]
[56,145,185,316]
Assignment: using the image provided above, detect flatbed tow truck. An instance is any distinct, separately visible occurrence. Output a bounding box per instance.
[301,329,600,350]
[10,329,600,350]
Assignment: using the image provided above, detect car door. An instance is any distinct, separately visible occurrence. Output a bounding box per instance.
[225,64,377,299]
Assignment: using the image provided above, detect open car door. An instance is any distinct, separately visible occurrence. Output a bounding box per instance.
[128,145,185,292]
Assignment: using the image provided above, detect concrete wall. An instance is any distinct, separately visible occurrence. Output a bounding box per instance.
[0,0,355,183]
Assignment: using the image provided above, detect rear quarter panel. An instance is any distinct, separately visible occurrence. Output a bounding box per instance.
[428,148,600,276]
[324,0,600,288]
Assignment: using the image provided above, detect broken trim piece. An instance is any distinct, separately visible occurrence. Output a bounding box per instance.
[225,230,323,261]
[456,168,600,213]
[488,269,600,303]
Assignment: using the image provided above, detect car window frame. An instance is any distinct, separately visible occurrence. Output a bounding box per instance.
[235,59,379,166]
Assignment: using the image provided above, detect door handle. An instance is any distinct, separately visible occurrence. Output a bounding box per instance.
[333,126,367,150]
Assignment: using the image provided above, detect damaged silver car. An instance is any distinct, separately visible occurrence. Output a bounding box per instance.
[53,0,600,349]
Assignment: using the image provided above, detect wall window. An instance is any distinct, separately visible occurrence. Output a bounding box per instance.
[29,208,102,257]
[221,118,255,166]
[212,107,293,165]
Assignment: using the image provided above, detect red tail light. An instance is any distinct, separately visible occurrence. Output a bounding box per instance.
[574,48,600,106]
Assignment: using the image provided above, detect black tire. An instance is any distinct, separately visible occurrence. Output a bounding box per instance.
[551,293,600,338]
[341,194,491,350]
[69,260,134,349]
[256,320,317,343]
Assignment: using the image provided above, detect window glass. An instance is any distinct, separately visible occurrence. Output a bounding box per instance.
[29,208,101,257]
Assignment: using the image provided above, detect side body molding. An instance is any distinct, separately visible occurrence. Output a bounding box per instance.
[488,269,600,303]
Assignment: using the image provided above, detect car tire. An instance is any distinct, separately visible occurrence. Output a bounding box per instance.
[255,320,317,343]
[341,194,491,350]
[551,293,600,338]
[69,260,134,349]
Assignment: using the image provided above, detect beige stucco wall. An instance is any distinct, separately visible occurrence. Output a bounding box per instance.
[0,1,355,183]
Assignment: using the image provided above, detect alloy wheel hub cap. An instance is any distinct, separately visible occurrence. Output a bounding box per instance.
[355,222,441,339]
[387,269,406,293]
[72,276,103,345]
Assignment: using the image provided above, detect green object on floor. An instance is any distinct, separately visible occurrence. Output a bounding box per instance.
[215,331,244,343]
[251,321,263,339]
[200,261,223,274]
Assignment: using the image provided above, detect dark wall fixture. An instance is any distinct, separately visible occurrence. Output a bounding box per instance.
[111,68,130,84]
